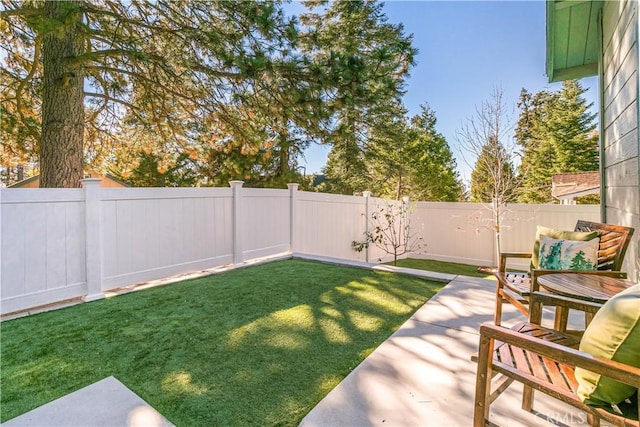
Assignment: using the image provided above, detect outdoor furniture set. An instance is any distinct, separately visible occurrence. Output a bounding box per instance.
[473,220,639,426]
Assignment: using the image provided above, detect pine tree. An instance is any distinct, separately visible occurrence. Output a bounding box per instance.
[470,136,517,203]
[364,101,412,199]
[404,105,464,201]
[110,151,198,187]
[358,104,464,201]
[516,80,599,203]
[1,1,327,187]
[300,0,416,195]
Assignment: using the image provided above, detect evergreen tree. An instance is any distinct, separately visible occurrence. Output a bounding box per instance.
[365,101,412,199]
[470,136,517,203]
[516,80,599,203]
[404,105,464,201]
[111,151,198,187]
[300,0,416,195]
[360,104,464,201]
[1,0,328,187]
[0,71,40,185]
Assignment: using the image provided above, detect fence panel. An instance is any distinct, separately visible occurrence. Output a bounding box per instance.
[410,202,496,266]
[1,189,87,313]
[499,203,601,251]
[100,188,233,290]
[409,202,600,269]
[241,188,291,260]
[294,191,368,261]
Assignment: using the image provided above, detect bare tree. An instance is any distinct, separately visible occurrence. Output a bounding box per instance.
[457,87,522,265]
[352,197,425,265]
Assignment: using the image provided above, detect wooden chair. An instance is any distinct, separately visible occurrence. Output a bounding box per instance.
[494,220,634,327]
[474,292,640,427]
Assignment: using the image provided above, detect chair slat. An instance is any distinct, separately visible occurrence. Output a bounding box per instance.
[527,352,550,382]
[558,362,579,392]
[541,356,572,391]
[497,344,513,368]
[510,345,532,375]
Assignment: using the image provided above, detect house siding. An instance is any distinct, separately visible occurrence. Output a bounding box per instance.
[602,0,639,280]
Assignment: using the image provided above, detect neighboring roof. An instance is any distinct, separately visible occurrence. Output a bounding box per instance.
[102,173,131,188]
[8,172,130,188]
[7,175,39,188]
[551,171,600,199]
[546,0,603,83]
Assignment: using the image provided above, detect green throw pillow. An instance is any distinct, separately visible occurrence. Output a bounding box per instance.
[575,284,640,409]
[538,235,599,270]
[531,225,599,269]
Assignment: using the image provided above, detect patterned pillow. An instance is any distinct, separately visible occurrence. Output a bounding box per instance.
[531,225,599,269]
[538,235,600,270]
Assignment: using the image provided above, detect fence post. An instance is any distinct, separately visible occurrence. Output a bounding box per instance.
[363,191,371,263]
[402,196,410,260]
[287,183,299,255]
[81,178,104,302]
[230,180,244,265]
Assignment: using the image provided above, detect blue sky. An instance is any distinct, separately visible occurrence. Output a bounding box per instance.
[299,1,599,183]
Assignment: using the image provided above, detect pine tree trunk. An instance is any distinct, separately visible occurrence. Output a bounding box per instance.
[279,134,290,178]
[40,1,85,188]
[395,173,402,200]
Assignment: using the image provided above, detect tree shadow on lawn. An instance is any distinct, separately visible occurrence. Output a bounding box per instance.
[0,259,444,426]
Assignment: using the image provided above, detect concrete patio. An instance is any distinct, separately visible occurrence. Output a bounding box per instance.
[301,273,589,427]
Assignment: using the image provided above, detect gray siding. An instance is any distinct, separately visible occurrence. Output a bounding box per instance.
[602,0,639,280]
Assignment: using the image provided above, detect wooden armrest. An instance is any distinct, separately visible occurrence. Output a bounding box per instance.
[499,252,532,272]
[530,291,603,314]
[478,323,640,387]
[500,252,534,258]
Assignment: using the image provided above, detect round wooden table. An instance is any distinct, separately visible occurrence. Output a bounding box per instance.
[536,273,635,330]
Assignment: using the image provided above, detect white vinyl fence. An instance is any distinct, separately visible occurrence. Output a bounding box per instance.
[0,181,600,315]
[410,202,601,266]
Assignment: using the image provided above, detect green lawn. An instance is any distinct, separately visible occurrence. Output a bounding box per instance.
[389,258,497,279]
[1,259,444,426]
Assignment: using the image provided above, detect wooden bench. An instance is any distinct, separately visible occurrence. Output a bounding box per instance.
[494,220,634,328]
